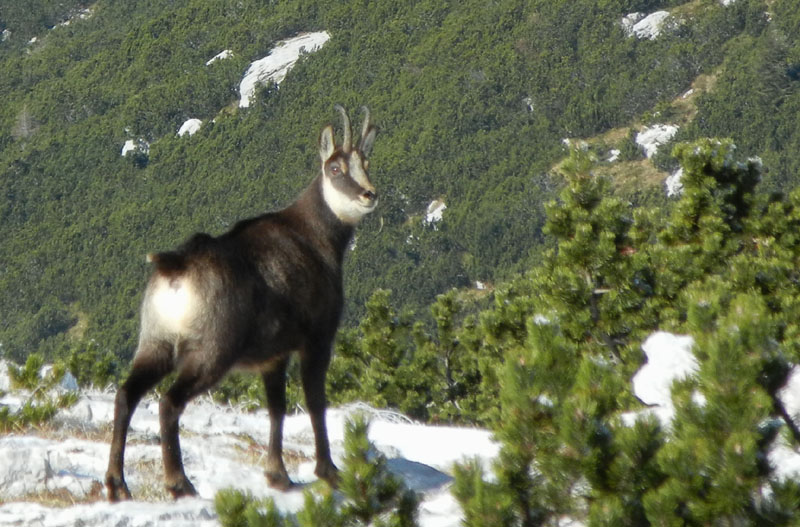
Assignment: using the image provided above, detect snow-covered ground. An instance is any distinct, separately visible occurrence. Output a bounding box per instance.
[3,329,800,525]
[0,374,496,527]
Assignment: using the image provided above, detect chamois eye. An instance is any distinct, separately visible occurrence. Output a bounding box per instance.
[330,164,341,175]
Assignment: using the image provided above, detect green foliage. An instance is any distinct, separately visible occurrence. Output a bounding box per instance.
[211,373,268,411]
[327,287,500,424]
[617,129,643,162]
[0,0,776,364]
[1,353,79,432]
[8,352,49,390]
[452,138,800,525]
[338,415,419,527]
[644,293,783,525]
[60,338,123,388]
[214,414,418,527]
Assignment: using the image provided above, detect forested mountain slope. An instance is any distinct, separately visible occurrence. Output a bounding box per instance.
[1,0,799,365]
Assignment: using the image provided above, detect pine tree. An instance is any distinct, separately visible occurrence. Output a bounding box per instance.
[453,147,664,525]
[214,414,419,527]
[453,138,800,525]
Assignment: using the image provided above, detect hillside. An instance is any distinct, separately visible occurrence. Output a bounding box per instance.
[2,0,800,365]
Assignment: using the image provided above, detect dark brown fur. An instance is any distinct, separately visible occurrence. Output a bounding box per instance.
[106,106,377,501]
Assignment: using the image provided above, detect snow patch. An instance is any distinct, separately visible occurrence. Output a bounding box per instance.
[424,199,447,226]
[0,499,218,527]
[620,13,646,35]
[779,366,800,425]
[720,0,737,5]
[665,168,684,197]
[1,29,10,42]
[121,138,150,157]
[206,49,233,65]
[628,332,697,426]
[636,124,678,158]
[523,96,534,112]
[0,360,10,391]
[178,118,203,137]
[56,7,94,28]
[239,31,331,108]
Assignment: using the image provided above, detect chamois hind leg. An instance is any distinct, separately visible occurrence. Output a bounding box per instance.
[262,357,292,490]
[159,354,228,499]
[300,347,338,487]
[106,342,173,502]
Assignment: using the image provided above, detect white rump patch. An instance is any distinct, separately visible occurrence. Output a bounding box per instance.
[148,278,199,335]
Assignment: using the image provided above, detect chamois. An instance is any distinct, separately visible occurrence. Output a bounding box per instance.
[105,105,378,501]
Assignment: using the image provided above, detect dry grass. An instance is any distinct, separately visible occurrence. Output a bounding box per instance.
[671,71,719,126]
[596,159,668,194]
[549,68,719,191]
[1,482,106,508]
[229,431,314,474]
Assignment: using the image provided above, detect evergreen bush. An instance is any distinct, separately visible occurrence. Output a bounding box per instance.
[214,414,418,527]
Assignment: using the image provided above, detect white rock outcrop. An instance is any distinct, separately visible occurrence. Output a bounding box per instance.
[623,11,671,40]
[178,118,202,137]
[636,124,678,159]
[121,139,149,157]
[424,200,447,226]
[205,49,233,66]
[239,31,330,108]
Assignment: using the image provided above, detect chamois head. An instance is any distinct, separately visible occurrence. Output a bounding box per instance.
[319,105,378,225]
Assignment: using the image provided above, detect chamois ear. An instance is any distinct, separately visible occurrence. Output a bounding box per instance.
[360,126,377,158]
[319,125,336,162]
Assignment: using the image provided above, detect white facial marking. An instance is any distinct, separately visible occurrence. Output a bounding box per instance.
[349,152,373,190]
[149,277,199,335]
[322,175,376,225]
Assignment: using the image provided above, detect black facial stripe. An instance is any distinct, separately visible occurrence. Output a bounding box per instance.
[329,168,367,196]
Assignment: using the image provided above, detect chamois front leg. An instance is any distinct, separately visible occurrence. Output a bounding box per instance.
[262,358,292,490]
[301,349,339,487]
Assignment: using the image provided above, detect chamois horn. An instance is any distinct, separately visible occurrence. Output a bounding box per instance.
[334,104,352,152]
[360,106,371,146]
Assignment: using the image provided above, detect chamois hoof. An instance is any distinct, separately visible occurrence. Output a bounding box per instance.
[106,475,132,502]
[166,478,198,500]
[315,463,340,488]
[266,470,293,491]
